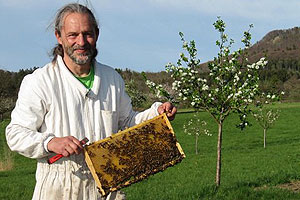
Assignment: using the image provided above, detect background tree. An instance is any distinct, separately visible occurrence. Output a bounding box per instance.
[0,67,37,121]
[252,93,282,148]
[0,97,15,122]
[145,17,268,186]
[125,79,147,110]
[183,112,211,154]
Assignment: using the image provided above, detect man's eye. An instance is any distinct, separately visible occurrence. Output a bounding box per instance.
[68,34,77,38]
[85,32,94,37]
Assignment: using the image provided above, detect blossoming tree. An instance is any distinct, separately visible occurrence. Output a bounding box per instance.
[145,17,268,186]
[183,112,211,154]
[252,93,282,148]
[125,79,147,109]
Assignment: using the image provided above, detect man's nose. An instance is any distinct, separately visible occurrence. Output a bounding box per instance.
[77,34,86,46]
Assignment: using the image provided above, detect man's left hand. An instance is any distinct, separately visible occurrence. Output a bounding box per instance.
[158,102,177,121]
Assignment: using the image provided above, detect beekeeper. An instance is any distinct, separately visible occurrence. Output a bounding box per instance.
[5,3,176,200]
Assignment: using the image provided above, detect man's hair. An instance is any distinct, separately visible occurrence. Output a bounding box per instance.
[51,3,99,63]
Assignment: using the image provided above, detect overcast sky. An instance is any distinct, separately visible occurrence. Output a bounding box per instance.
[1,0,300,72]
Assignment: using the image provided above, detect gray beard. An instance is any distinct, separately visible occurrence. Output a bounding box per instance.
[69,52,91,65]
[65,44,96,65]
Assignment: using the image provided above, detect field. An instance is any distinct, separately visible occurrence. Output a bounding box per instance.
[1,102,300,199]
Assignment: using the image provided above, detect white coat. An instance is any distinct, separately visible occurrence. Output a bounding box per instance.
[6,56,162,200]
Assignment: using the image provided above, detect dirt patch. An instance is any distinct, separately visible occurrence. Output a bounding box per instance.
[0,160,13,171]
[254,181,300,193]
[277,181,300,193]
[0,149,14,171]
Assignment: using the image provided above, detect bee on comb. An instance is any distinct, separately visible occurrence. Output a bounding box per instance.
[84,113,185,196]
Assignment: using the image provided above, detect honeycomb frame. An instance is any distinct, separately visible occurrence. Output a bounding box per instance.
[84,113,185,196]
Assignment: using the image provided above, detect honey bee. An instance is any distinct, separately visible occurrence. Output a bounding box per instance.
[85,115,185,196]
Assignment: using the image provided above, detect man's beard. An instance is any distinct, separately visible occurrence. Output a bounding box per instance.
[64,43,97,65]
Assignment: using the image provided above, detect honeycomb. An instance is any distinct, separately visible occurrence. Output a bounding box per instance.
[84,113,185,196]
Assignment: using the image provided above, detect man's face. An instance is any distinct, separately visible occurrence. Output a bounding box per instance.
[56,13,98,65]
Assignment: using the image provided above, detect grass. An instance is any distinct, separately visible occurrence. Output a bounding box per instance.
[0,120,37,200]
[1,102,300,199]
[0,140,14,171]
[124,102,300,199]
[0,120,14,172]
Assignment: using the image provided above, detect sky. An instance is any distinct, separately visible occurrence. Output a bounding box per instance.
[1,0,300,72]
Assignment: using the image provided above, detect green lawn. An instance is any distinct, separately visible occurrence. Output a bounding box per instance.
[1,102,300,199]
[0,120,36,200]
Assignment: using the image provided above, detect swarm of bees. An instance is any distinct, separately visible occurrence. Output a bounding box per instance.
[84,113,185,196]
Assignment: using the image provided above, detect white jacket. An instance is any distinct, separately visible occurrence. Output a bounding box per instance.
[6,56,161,200]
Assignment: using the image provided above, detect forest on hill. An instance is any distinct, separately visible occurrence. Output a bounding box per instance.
[1,26,300,120]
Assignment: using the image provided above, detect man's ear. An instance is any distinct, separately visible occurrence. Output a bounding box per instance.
[55,30,62,45]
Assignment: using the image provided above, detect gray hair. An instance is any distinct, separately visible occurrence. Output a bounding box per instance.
[51,3,99,63]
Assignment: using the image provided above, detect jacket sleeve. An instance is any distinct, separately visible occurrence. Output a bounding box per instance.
[117,76,162,130]
[5,74,54,159]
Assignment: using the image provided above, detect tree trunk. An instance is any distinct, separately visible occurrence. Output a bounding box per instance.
[216,122,223,186]
[264,128,266,148]
[195,135,198,154]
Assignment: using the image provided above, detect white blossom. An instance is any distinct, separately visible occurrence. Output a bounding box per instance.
[234,74,239,82]
[183,41,188,48]
[202,85,209,91]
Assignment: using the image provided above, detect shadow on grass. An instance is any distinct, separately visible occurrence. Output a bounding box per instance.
[177,109,207,114]
[201,178,300,200]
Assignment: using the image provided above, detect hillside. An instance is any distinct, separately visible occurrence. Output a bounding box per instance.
[247,27,300,70]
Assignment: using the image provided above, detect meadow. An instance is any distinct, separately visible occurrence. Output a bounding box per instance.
[1,102,300,200]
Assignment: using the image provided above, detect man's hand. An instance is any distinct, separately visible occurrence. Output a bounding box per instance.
[157,102,177,121]
[47,136,84,157]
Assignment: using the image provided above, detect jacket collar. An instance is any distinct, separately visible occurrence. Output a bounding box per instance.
[56,55,100,98]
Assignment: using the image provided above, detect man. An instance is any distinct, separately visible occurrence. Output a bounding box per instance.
[5,3,176,200]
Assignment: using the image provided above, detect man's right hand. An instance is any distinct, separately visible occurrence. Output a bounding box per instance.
[47,136,84,157]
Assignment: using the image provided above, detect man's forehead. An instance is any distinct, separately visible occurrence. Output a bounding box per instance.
[61,13,94,31]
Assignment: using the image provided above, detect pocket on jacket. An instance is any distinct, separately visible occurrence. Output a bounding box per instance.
[100,110,118,137]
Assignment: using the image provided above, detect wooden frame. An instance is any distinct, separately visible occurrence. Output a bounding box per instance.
[84,113,185,196]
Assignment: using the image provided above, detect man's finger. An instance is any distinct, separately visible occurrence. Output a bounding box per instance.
[68,142,81,155]
[63,145,72,157]
[168,106,177,116]
[72,138,84,149]
[166,106,177,121]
